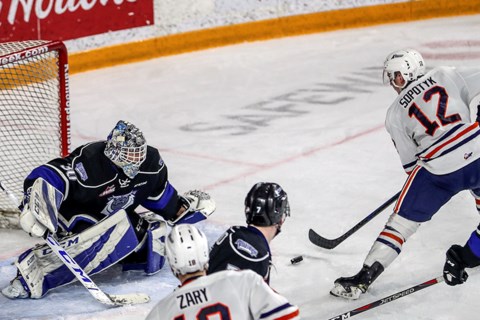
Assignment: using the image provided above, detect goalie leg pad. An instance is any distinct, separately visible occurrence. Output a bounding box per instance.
[146,221,167,275]
[364,214,421,268]
[122,220,167,275]
[3,249,41,298]
[14,209,138,298]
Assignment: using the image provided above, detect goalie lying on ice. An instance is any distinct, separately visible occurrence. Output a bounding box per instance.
[1,120,216,299]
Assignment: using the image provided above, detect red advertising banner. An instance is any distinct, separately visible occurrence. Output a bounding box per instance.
[0,0,154,42]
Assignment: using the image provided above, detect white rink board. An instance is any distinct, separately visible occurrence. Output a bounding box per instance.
[65,0,408,52]
[1,14,480,319]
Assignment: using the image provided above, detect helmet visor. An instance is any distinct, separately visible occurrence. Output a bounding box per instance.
[383,69,395,85]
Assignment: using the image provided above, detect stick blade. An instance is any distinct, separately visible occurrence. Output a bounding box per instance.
[108,293,150,305]
[308,229,340,249]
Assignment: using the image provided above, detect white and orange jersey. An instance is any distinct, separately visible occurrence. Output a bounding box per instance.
[386,66,480,174]
[145,269,300,320]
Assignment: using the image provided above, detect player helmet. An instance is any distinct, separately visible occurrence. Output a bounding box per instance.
[383,49,423,89]
[104,120,147,178]
[405,48,426,76]
[245,182,290,227]
[165,224,209,276]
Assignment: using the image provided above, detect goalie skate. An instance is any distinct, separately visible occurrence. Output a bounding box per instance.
[1,279,29,299]
[1,277,150,305]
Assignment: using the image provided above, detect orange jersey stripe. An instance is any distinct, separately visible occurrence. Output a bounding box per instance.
[394,166,422,213]
[275,309,300,320]
[423,122,479,159]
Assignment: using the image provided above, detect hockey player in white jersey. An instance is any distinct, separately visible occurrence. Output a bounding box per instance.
[146,224,300,320]
[331,49,480,300]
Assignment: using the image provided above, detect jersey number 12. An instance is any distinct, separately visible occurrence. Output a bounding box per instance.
[408,86,461,136]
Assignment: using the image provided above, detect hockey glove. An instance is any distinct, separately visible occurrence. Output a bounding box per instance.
[443,245,469,286]
[184,190,216,216]
[20,205,48,238]
[169,190,216,225]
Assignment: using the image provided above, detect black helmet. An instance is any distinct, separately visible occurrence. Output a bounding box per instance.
[245,182,290,226]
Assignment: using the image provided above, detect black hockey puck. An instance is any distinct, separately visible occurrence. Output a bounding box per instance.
[290,255,303,264]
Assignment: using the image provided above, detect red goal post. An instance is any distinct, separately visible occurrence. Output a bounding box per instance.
[0,40,71,228]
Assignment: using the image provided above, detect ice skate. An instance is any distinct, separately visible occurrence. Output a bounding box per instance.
[1,278,29,299]
[330,262,384,300]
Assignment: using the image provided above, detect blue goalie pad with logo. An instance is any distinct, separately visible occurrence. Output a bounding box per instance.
[14,210,139,298]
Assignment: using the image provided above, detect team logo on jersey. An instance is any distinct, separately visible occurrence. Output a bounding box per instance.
[99,185,116,197]
[234,239,258,257]
[119,178,130,188]
[74,162,88,181]
[101,191,137,215]
[464,152,473,160]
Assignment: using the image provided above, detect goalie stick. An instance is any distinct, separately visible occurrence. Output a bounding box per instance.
[309,191,400,249]
[43,233,149,306]
[328,276,443,320]
[0,180,149,306]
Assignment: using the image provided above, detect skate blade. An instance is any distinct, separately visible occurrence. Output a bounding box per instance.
[330,283,362,300]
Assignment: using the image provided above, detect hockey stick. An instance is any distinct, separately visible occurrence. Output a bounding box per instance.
[42,233,149,306]
[309,191,400,249]
[327,276,443,320]
[0,180,149,306]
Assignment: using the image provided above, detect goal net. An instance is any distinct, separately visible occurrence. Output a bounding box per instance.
[0,40,71,228]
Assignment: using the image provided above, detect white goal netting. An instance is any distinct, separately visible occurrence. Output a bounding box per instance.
[0,40,70,228]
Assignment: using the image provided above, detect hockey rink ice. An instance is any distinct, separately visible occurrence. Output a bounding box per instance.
[1,14,480,319]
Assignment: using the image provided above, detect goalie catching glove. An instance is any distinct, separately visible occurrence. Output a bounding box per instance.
[169,190,216,225]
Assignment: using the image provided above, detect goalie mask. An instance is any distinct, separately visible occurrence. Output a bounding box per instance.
[104,120,147,178]
[382,49,423,89]
[245,182,290,232]
[165,225,209,277]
